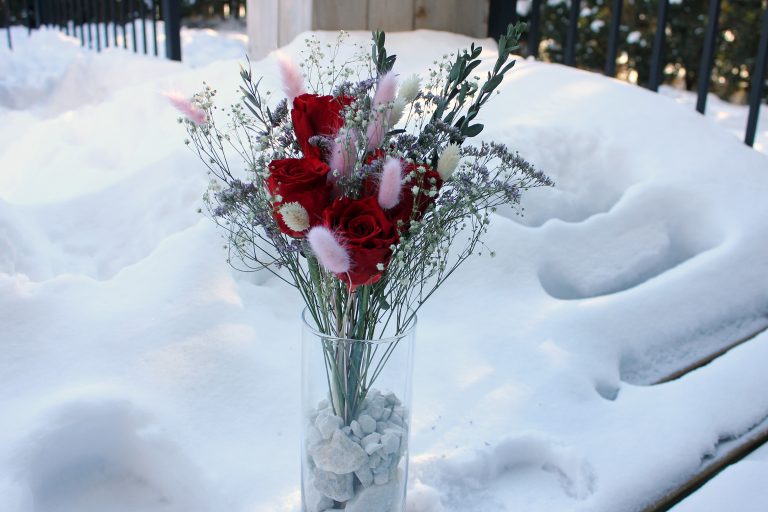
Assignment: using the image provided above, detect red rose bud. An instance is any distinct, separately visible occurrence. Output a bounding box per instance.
[388,161,443,231]
[323,195,399,288]
[291,94,353,159]
[267,157,332,237]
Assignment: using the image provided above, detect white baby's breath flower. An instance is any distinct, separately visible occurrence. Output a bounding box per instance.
[376,263,385,271]
[279,202,310,232]
[397,74,421,103]
[437,143,461,180]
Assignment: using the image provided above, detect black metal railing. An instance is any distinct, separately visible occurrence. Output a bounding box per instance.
[1,0,182,60]
[488,0,768,148]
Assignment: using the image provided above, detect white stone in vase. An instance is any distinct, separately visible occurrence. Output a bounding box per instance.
[310,430,368,474]
[312,468,355,502]
[344,477,399,512]
[360,432,381,448]
[304,474,334,512]
[357,414,377,434]
[306,425,323,448]
[355,466,374,488]
[368,402,384,421]
[316,414,343,440]
[380,432,400,455]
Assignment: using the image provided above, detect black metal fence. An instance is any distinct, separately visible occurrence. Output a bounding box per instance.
[489,0,768,148]
[1,0,182,60]
[2,0,766,147]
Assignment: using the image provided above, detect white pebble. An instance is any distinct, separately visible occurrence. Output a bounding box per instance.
[358,414,376,434]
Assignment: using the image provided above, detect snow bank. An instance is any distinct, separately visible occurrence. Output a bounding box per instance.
[2,27,768,512]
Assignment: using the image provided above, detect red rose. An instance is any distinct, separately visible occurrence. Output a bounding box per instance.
[267,157,332,237]
[323,195,399,288]
[291,94,353,158]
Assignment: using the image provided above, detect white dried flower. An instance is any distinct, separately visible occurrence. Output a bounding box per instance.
[279,202,310,232]
[398,74,421,103]
[437,143,461,180]
[389,97,407,125]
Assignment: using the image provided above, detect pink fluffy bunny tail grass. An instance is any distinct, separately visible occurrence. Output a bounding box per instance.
[328,128,358,183]
[372,71,398,110]
[366,72,398,151]
[308,226,350,273]
[276,51,306,103]
[378,157,403,210]
[164,91,208,126]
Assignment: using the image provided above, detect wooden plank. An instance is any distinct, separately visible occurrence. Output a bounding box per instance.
[278,0,311,47]
[643,420,768,512]
[414,0,489,38]
[312,0,367,30]
[246,0,278,58]
[653,323,768,385]
[368,0,413,32]
[455,0,490,38]
[414,0,454,32]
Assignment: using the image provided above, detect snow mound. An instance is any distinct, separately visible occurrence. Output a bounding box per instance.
[2,27,768,512]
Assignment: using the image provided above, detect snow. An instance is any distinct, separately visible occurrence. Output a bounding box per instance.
[660,85,768,154]
[2,25,768,512]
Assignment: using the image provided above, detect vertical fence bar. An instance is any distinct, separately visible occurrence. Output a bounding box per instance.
[4,0,12,50]
[95,0,102,50]
[696,0,721,114]
[151,0,156,55]
[32,0,40,28]
[745,9,768,147]
[110,0,116,45]
[85,0,92,47]
[104,0,110,46]
[487,0,518,40]
[121,0,126,48]
[140,0,146,53]
[648,0,669,90]
[528,0,541,58]
[605,0,623,76]
[64,0,71,35]
[564,0,580,66]
[162,0,180,60]
[78,0,85,45]
[129,0,135,51]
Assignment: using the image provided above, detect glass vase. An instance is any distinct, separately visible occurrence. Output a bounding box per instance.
[301,308,416,512]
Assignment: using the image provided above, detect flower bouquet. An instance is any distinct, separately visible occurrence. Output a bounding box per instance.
[177,23,552,512]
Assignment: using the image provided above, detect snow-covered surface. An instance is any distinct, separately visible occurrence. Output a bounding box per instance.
[660,85,768,154]
[2,26,768,512]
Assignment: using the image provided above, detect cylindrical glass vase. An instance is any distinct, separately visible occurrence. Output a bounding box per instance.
[301,308,416,512]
